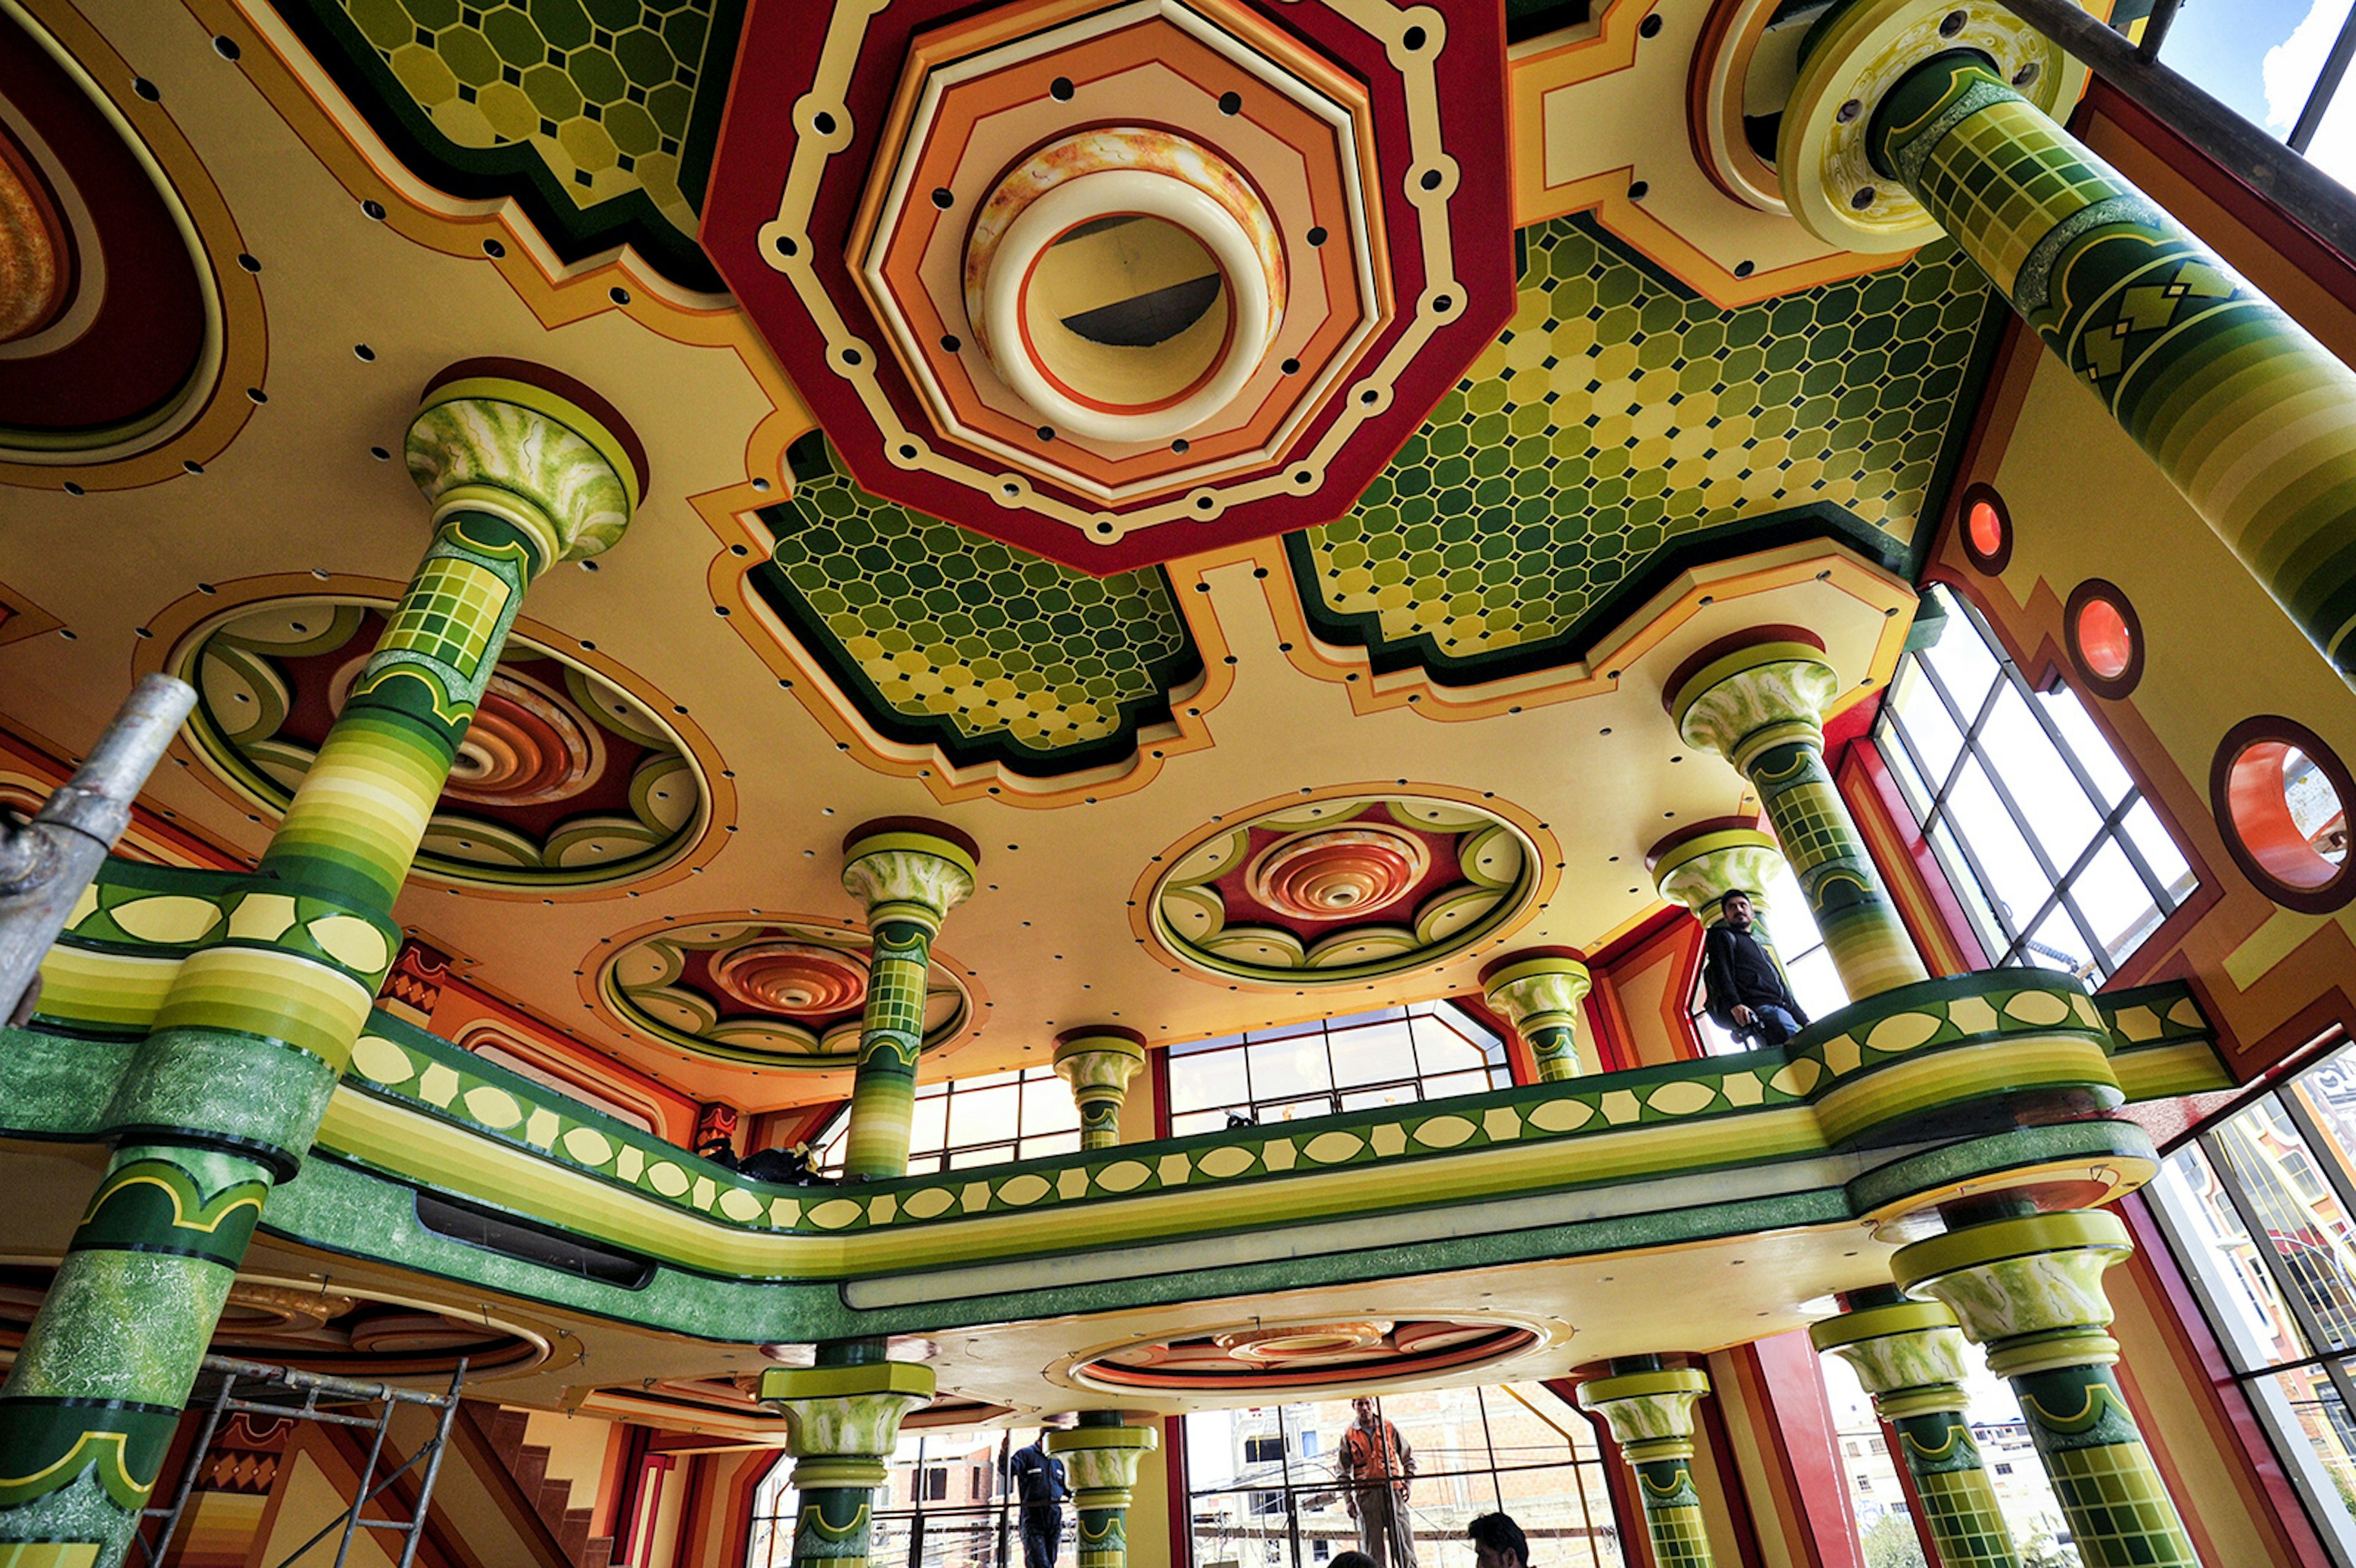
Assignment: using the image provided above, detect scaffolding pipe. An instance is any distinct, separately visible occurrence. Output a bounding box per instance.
[0,673,194,1025]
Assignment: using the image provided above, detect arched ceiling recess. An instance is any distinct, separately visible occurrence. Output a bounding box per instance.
[258,0,746,291]
[742,433,1207,780]
[1287,215,2005,686]
[0,0,262,487]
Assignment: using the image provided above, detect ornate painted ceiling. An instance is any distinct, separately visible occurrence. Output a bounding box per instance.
[0,0,2085,1112]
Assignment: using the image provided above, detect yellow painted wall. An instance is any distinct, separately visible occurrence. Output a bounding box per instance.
[522,1407,620,1513]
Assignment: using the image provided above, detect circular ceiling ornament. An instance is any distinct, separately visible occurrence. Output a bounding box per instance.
[1143,793,1542,986]
[173,596,711,892]
[964,128,1286,444]
[1073,1315,1543,1393]
[0,125,68,343]
[595,913,979,1070]
[702,0,1514,571]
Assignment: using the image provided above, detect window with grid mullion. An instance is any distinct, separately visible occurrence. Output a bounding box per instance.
[1912,765,2031,957]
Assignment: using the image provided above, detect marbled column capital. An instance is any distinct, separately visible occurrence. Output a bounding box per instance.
[1648,820,1787,926]
[1894,1210,2131,1378]
[1577,1366,1711,1461]
[1047,1421,1159,1510]
[1669,635,1841,772]
[758,1360,936,1465]
[1811,1299,1972,1408]
[406,363,642,574]
[841,818,980,936]
[1053,1028,1149,1095]
[1480,950,1592,1034]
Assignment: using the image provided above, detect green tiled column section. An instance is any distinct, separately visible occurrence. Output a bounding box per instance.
[1813,1294,2023,1568]
[1049,1415,1157,1568]
[758,1343,934,1568]
[1480,951,1593,1082]
[1673,639,1928,999]
[1053,1029,1147,1151]
[0,372,635,1568]
[1579,1364,1717,1568]
[1829,17,2356,683]
[1896,1211,2203,1568]
[838,823,977,1183]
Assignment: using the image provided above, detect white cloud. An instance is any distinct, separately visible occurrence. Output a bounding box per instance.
[2263,0,2350,129]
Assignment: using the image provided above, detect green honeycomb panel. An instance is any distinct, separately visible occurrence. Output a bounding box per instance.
[268,0,741,285]
[747,440,1203,775]
[1290,217,2000,680]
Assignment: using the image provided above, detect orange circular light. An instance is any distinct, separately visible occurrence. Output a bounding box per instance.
[1966,499,2004,558]
[2074,596,2133,680]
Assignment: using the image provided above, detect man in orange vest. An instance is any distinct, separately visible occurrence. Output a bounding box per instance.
[1337,1396,1417,1567]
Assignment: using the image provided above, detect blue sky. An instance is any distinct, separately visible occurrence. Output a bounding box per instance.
[2162,0,2352,134]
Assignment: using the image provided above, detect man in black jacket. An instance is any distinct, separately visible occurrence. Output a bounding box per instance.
[1006,1431,1067,1568]
[1700,890,1807,1046]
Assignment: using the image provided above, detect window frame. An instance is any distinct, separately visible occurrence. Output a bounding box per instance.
[812,1062,1084,1177]
[1161,999,1512,1138]
[1873,586,2193,982]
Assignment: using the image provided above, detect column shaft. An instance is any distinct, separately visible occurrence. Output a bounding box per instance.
[1896,1210,2203,1568]
[1673,640,1928,1000]
[0,372,636,1567]
[844,919,933,1182]
[1578,1363,1718,1568]
[1877,50,2356,685]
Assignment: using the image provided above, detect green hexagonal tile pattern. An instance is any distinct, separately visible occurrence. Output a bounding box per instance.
[747,438,1203,775]
[1288,217,2001,680]
[272,0,741,285]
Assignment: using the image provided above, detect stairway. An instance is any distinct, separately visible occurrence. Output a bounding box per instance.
[480,1405,617,1568]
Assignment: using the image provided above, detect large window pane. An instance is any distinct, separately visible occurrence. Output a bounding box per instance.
[1873,586,2192,983]
[2163,0,2355,138]
[1170,1049,1252,1116]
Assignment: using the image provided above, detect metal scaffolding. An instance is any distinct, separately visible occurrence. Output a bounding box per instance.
[134,1354,469,1568]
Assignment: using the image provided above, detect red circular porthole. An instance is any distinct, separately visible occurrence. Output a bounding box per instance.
[1958,483,2011,575]
[2212,716,2356,913]
[2063,578,2142,699]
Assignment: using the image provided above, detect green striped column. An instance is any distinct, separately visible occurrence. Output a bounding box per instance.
[0,365,637,1568]
[837,821,977,1183]
[1047,1415,1158,1568]
[1479,949,1592,1080]
[1052,1028,1147,1150]
[1579,1362,1718,1568]
[758,1343,935,1568]
[1671,636,1928,999]
[1784,0,2356,688]
[1896,1210,2203,1568]
[1812,1290,2023,1568]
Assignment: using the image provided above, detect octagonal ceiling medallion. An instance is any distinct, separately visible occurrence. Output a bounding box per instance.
[701,0,1515,572]
[1141,793,1542,985]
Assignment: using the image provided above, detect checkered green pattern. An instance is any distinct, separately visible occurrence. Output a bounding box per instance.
[1907,93,2120,299]
[858,923,930,1074]
[382,556,511,681]
[1913,1464,2023,1568]
[2039,1442,2199,1567]
[844,920,933,1182]
[1634,1459,1715,1567]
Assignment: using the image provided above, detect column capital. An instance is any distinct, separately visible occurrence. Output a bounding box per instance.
[405,359,644,575]
[1648,818,1787,926]
[1810,1299,1972,1412]
[1047,1421,1160,1510]
[1053,1027,1148,1094]
[841,818,980,935]
[1893,1209,2131,1378]
[1480,949,1592,1032]
[1577,1366,1711,1461]
[1668,630,1841,769]
[1777,0,2088,255]
[758,1360,937,1484]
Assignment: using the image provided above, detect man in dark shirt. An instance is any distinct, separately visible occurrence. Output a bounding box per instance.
[1700,890,1807,1046]
[1006,1431,1067,1568]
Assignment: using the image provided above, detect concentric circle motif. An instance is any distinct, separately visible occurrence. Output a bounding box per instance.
[175,598,708,890]
[599,917,974,1069]
[711,940,871,1018]
[0,1266,546,1379]
[1150,796,1536,984]
[1079,1317,1539,1392]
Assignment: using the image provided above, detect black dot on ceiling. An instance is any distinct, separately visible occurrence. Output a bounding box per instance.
[1639,12,1662,37]
[931,187,955,209]
[1050,77,1074,101]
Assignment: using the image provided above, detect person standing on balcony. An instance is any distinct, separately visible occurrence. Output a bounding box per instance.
[1338,1396,1417,1567]
[1701,890,1807,1047]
